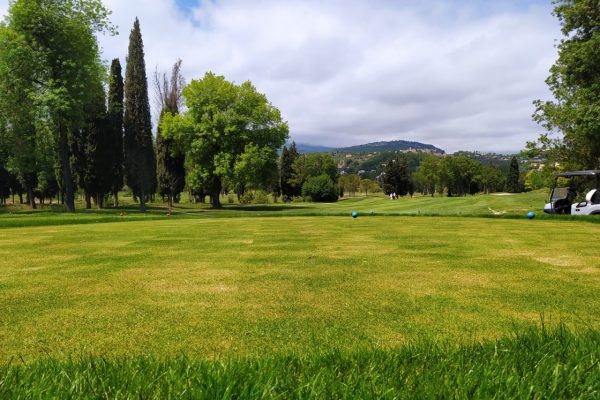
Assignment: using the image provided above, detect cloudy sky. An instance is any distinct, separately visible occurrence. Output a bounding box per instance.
[0,0,561,153]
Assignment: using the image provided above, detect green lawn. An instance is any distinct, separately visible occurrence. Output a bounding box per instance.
[0,190,552,228]
[2,214,599,361]
[2,195,600,397]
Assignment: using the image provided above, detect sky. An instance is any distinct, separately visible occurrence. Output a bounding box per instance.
[0,0,561,153]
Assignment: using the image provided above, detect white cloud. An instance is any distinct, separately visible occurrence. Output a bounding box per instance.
[0,0,560,153]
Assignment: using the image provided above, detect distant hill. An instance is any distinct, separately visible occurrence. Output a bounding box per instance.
[292,140,445,154]
[336,140,444,154]
[294,143,334,154]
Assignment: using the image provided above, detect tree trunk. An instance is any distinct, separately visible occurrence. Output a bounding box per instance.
[113,191,119,207]
[140,190,147,212]
[85,192,92,209]
[18,193,23,204]
[210,192,221,208]
[96,193,104,209]
[168,192,173,213]
[58,123,75,213]
[26,187,36,209]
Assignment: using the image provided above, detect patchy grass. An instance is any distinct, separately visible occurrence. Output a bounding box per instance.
[1,216,600,362]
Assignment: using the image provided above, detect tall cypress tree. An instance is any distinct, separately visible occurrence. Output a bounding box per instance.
[155,60,185,211]
[506,156,521,193]
[108,58,124,207]
[124,18,156,212]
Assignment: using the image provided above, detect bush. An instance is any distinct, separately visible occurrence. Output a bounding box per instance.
[292,196,305,203]
[301,175,338,202]
[239,192,253,204]
[227,194,235,204]
[253,190,269,204]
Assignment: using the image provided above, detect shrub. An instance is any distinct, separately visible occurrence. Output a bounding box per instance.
[227,194,235,204]
[240,192,254,204]
[301,175,338,202]
[253,190,269,204]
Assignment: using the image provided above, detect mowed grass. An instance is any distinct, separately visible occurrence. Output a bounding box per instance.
[0,190,552,229]
[2,215,600,362]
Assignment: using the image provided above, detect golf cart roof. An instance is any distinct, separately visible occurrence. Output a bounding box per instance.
[553,170,600,177]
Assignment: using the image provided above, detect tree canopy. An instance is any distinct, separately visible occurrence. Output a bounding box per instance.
[532,0,600,169]
[161,72,289,208]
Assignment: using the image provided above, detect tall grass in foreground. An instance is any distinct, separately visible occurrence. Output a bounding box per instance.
[2,326,599,399]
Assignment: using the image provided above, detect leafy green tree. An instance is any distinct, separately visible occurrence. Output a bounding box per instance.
[360,178,374,196]
[124,18,156,212]
[415,155,440,197]
[345,174,361,196]
[280,142,299,201]
[1,0,113,212]
[108,58,124,207]
[291,153,338,190]
[155,59,186,211]
[383,154,410,196]
[0,26,40,208]
[478,162,506,194]
[301,174,338,202]
[532,0,600,169]
[506,156,521,193]
[161,72,288,208]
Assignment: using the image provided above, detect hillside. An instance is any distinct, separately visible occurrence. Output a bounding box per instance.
[293,139,445,154]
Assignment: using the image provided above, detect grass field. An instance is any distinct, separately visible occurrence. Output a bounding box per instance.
[0,190,563,229]
[2,192,600,397]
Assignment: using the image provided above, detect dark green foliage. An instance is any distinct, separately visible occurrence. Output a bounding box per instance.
[280,142,300,201]
[532,0,600,169]
[124,18,156,212]
[506,156,521,193]
[301,174,338,202]
[1,0,113,212]
[382,154,410,196]
[108,58,124,206]
[156,115,185,207]
[1,326,599,399]
[478,161,506,194]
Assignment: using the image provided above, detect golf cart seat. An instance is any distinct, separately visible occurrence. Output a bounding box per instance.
[586,189,599,204]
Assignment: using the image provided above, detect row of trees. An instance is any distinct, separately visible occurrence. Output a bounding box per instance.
[0,1,162,212]
[379,154,521,198]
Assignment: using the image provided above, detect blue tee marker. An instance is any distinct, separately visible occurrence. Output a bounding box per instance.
[351,211,358,219]
[527,212,535,219]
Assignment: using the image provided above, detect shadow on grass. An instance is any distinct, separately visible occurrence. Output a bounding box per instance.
[223,205,310,212]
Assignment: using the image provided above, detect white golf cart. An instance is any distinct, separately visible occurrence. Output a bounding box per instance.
[544,170,600,215]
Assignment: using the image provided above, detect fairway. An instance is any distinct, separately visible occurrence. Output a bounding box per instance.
[2,215,599,361]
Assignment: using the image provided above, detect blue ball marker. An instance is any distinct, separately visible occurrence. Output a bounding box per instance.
[527,212,535,219]
[351,211,358,219]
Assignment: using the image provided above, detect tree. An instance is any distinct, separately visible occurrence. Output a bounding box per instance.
[1,0,113,212]
[301,174,338,202]
[291,153,338,191]
[532,0,600,169]
[108,58,124,207]
[161,72,288,208]
[506,156,521,193]
[280,142,299,201]
[415,155,440,197]
[383,154,410,196]
[345,174,361,196]
[478,162,506,194]
[360,179,379,196]
[155,59,186,211]
[124,18,156,212]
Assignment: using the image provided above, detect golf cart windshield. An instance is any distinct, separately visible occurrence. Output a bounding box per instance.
[550,187,571,202]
